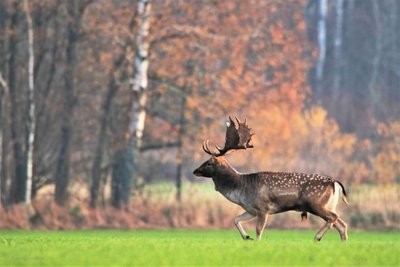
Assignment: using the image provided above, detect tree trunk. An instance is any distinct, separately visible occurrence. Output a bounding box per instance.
[111,147,134,208]
[316,0,327,97]
[111,0,152,208]
[175,89,187,202]
[0,2,7,206]
[54,1,81,205]
[333,0,344,98]
[369,1,382,115]
[0,73,7,206]
[90,74,118,208]
[8,2,27,204]
[130,0,151,149]
[24,0,35,207]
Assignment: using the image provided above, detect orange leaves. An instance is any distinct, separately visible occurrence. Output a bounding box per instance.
[270,25,286,44]
[304,107,356,153]
[305,106,328,128]
[297,20,306,31]
[373,152,399,184]
[241,105,359,179]
[371,121,400,184]
[147,1,397,186]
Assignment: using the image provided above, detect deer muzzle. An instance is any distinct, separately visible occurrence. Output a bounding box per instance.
[193,168,202,176]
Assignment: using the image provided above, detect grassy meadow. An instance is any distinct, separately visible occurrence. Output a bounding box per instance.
[2,182,393,231]
[0,230,398,266]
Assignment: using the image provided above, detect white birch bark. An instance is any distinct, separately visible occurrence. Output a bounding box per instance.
[316,0,328,95]
[0,72,8,205]
[111,0,152,207]
[333,0,344,97]
[24,0,35,207]
[129,0,151,148]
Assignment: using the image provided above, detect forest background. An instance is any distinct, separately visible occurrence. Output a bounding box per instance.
[0,0,399,231]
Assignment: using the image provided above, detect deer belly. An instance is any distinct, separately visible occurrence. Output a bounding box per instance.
[222,190,256,212]
[222,191,259,214]
[268,189,302,213]
[223,190,245,205]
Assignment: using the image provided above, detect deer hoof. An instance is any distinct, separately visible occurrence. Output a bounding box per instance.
[244,236,254,241]
[314,236,322,242]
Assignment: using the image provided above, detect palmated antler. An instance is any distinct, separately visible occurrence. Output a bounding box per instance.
[203,116,254,157]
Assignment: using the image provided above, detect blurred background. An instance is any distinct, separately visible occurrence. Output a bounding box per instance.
[0,0,398,230]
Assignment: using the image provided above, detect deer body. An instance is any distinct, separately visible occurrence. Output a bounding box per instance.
[194,117,348,241]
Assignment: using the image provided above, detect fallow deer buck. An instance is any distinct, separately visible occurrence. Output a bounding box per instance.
[193,116,348,241]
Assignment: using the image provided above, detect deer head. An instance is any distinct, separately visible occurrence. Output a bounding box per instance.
[193,116,254,178]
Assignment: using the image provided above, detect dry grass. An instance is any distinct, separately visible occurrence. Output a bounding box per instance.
[0,183,398,230]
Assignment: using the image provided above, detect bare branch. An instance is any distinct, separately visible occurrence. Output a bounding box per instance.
[140,142,180,152]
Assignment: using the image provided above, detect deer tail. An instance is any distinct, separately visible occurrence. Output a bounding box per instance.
[336,180,349,205]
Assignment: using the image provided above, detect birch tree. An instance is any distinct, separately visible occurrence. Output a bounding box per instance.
[111,0,152,208]
[0,72,8,205]
[0,1,5,206]
[0,2,8,205]
[24,0,35,208]
[316,0,327,97]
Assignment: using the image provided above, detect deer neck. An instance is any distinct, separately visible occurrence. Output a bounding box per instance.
[212,162,241,193]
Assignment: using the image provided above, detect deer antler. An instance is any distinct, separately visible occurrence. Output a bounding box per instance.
[203,116,254,157]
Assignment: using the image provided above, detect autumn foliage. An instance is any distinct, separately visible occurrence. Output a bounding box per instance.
[0,0,399,230]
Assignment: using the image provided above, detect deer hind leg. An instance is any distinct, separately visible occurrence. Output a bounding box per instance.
[333,217,348,241]
[234,211,256,240]
[314,209,339,241]
[256,213,268,241]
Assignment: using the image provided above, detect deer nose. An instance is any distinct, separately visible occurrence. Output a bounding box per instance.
[193,169,201,176]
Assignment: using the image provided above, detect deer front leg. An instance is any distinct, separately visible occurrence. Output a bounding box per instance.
[234,211,256,240]
[256,213,268,240]
[315,222,333,241]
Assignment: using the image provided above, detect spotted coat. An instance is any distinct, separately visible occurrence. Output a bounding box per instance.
[193,156,349,241]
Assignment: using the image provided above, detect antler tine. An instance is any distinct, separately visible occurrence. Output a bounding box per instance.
[206,140,212,154]
[215,144,223,153]
[234,116,241,127]
[246,133,255,148]
[203,140,218,156]
[228,116,235,127]
[202,140,211,155]
[201,116,254,157]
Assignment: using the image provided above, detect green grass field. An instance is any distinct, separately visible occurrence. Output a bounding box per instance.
[0,230,399,266]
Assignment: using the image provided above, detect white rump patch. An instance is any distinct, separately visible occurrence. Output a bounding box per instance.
[325,182,342,212]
